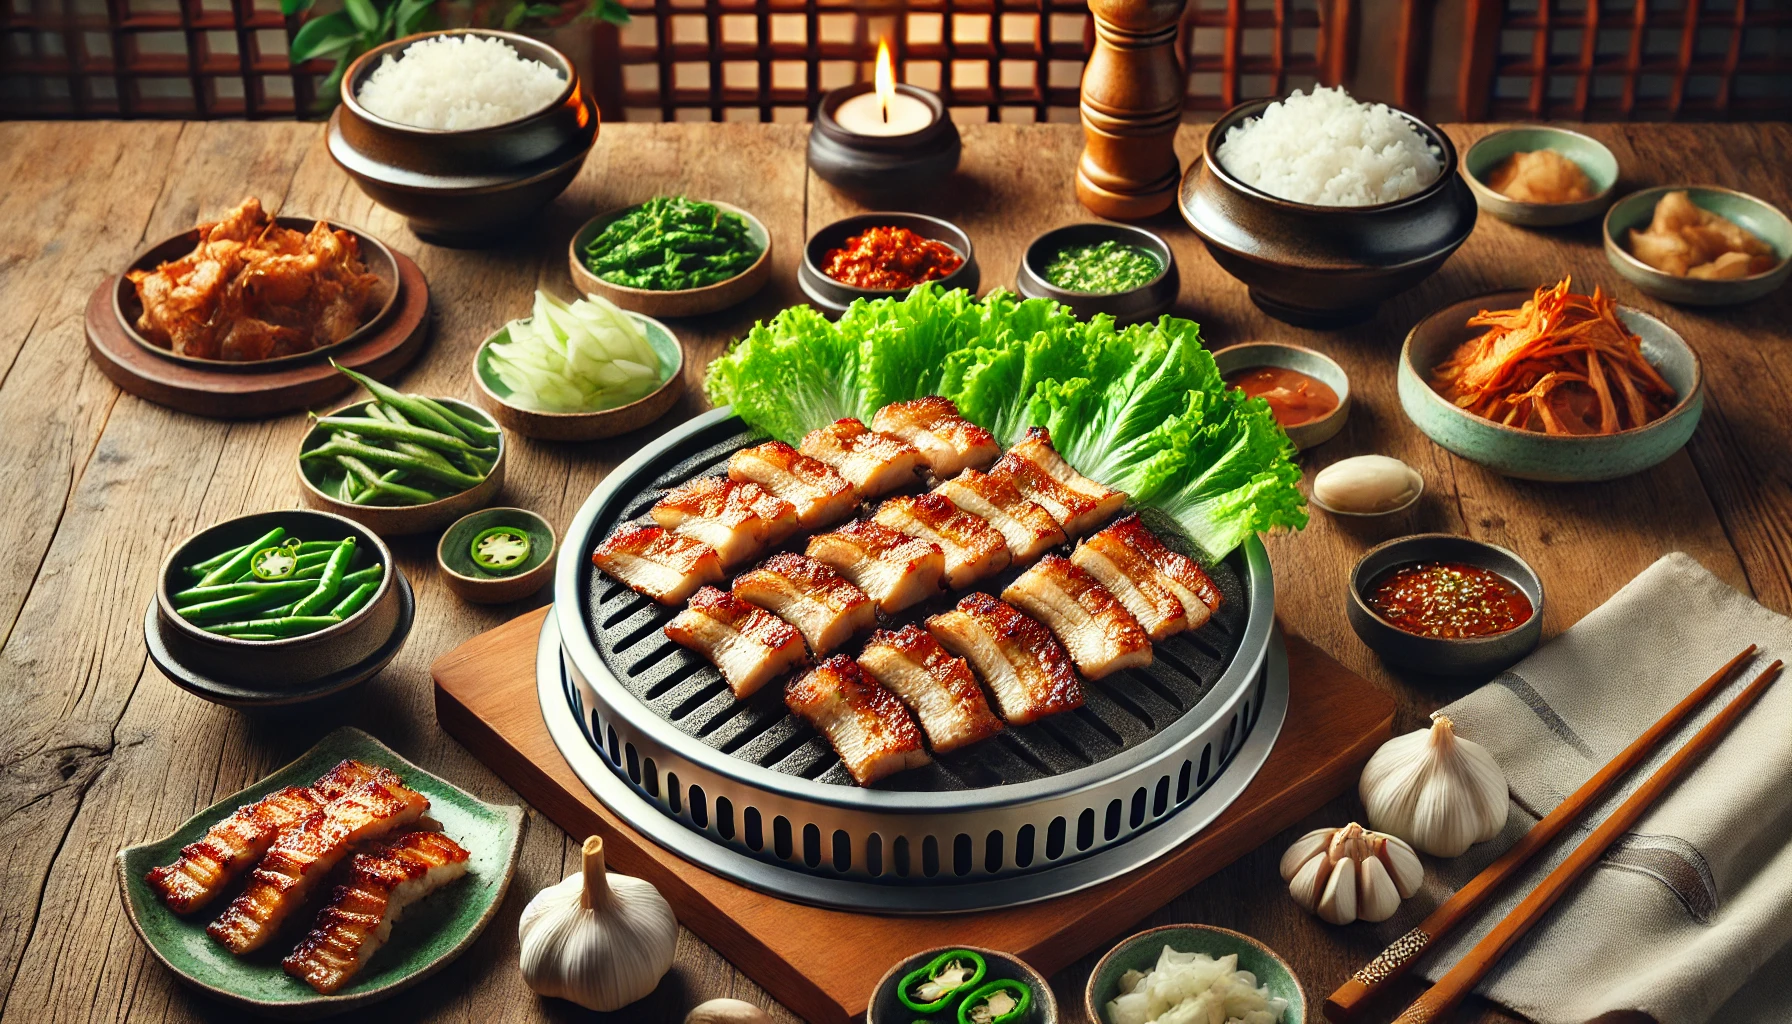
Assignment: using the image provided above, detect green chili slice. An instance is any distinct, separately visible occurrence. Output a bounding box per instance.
[956,979,1031,1024]
[470,526,532,573]
[899,951,988,1014]
[250,541,300,580]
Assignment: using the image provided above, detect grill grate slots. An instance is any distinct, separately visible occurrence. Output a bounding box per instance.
[583,427,1252,794]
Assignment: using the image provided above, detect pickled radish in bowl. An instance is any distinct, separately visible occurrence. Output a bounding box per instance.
[486,290,665,413]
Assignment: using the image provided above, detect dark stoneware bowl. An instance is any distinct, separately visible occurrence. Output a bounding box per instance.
[807,83,961,197]
[327,29,598,247]
[1015,221,1178,324]
[867,945,1058,1024]
[1348,533,1545,677]
[799,212,979,315]
[1178,97,1478,327]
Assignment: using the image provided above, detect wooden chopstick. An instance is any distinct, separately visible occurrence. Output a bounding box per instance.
[1391,657,1782,1024]
[1323,643,1759,1022]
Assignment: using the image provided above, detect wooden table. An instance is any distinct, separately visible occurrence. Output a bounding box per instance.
[1,119,1786,1024]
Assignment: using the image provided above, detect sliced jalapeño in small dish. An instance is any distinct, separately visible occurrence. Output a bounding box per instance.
[899,949,988,1014]
[957,978,1031,1024]
[470,526,532,573]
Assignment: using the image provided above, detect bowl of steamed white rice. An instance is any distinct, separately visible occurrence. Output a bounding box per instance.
[328,29,598,246]
[1179,87,1477,327]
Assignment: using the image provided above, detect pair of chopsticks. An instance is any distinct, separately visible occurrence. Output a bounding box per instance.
[1325,644,1782,1024]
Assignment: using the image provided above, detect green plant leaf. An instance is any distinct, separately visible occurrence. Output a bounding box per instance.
[343,0,381,34]
[290,12,357,62]
[524,2,560,15]
[280,0,316,17]
[312,53,352,112]
[500,0,527,29]
[585,0,630,24]
[395,0,435,35]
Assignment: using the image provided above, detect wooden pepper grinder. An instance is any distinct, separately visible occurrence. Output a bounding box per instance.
[1076,0,1188,219]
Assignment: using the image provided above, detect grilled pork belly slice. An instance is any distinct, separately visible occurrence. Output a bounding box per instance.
[591,525,724,605]
[727,440,857,530]
[207,772,428,955]
[799,418,926,498]
[733,553,875,656]
[872,493,1011,589]
[664,586,807,698]
[282,831,470,994]
[650,476,796,567]
[989,426,1126,537]
[786,655,929,785]
[858,625,1003,754]
[145,759,384,915]
[934,469,1065,565]
[1002,555,1151,679]
[925,593,1083,725]
[871,397,1000,478]
[1073,514,1221,636]
[804,519,945,614]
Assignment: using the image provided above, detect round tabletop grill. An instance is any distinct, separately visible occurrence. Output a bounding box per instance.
[548,408,1285,912]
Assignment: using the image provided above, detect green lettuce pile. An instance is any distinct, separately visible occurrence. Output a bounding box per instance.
[704,286,1305,561]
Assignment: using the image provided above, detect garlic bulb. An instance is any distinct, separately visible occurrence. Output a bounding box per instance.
[519,835,678,1011]
[1280,822,1423,925]
[1360,714,1509,857]
[1312,455,1422,515]
[685,997,774,1024]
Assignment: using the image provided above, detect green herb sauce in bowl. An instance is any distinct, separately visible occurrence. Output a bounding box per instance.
[1044,240,1163,294]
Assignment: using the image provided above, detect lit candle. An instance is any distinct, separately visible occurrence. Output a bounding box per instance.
[831,39,935,137]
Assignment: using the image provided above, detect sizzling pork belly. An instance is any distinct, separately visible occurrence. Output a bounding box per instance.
[799,418,926,498]
[650,476,797,568]
[1072,513,1221,637]
[988,426,1126,537]
[785,655,930,785]
[1002,555,1151,679]
[732,553,875,656]
[804,519,945,614]
[858,625,1003,754]
[933,469,1065,565]
[591,525,724,605]
[144,759,383,915]
[926,593,1083,725]
[207,772,428,955]
[727,440,857,530]
[871,397,1001,478]
[872,493,1011,589]
[282,831,470,994]
[664,586,807,698]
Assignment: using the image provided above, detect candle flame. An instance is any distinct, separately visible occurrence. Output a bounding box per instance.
[874,38,895,122]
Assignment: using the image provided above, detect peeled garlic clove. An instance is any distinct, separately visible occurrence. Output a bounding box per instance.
[1287,851,1329,913]
[1380,833,1425,899]
[1356,856,1401,923]
[1317,855,1359,925]
[1313,455,1422,515]
[1360,714,1510,858]
[1279,827,1335,881]
[685,998,774,1024]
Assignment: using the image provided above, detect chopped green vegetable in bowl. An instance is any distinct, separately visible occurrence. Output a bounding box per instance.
[485,290,674,413]
[1044,240,1163,294]
[705,284,1306,561]
[582,196,764,291]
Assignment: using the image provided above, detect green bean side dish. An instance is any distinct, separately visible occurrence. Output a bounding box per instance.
[582,196,762,291]
[175,528,384,641]
[302,362,500,507]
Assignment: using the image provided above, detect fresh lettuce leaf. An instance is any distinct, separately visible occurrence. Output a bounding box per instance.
[703,304,859,441]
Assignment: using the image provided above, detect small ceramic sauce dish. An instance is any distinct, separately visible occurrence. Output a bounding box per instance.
[437,507,557,604]
[473,311,684,441]
[568,199,772,318]
[1309,454,1424,518]
[1348,533,1545,677]
[1213,341,1350,450]
[1085,923,1305,1024]
[798,212,978,316]
[1015,222,1178,325]
[867,945,1058,1024]
[1462,126,1618,227]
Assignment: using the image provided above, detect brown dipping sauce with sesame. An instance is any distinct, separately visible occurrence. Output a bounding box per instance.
[1366,561,1534,639]
[822,226,964,290]
[1225,366,1340,429]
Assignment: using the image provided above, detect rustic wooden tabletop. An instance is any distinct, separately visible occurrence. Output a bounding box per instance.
[1,119,1787,1024]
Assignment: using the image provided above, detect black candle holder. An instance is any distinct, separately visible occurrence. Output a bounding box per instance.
[807,83,961,196]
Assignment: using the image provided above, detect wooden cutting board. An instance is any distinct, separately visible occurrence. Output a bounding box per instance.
[432,608,1393,1024]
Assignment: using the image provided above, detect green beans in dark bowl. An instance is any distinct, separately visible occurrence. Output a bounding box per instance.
[298,365,506,536]
[153,509,405,693]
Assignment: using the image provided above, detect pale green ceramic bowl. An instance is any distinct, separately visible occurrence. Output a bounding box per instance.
[1084,924,1304,1024]
[1603,185,1792,306]
[473,311,684,441]
[437,506,556,604]
[1400,290,1703,482]
[117,727,524,1020]
[1462,126,1618,227]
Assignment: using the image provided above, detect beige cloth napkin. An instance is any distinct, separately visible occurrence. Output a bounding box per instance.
[1367,552,1792,1024]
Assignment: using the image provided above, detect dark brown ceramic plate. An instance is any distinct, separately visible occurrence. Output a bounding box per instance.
[114,215,400,372]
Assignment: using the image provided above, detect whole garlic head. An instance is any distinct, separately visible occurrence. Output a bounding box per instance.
[1360,714,1509,858]
[1280,822,1423,925]
[519,836,679,1011]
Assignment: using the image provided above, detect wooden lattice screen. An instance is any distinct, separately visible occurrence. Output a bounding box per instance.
[2,0,1346,119]
[1461,0,1792,119]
